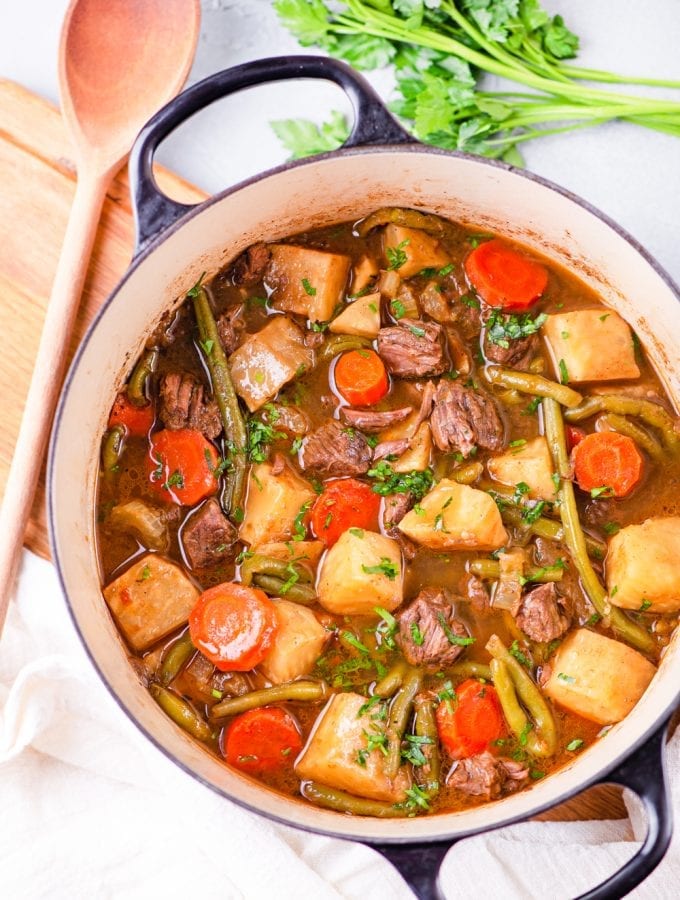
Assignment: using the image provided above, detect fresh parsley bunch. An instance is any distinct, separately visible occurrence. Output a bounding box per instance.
[273,0,680,164]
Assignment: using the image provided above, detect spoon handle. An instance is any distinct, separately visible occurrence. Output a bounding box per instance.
[0,165,109,630]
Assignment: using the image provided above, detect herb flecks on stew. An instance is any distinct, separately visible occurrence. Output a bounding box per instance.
[98,208,680,816]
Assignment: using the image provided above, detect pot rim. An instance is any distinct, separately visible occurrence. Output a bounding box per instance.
[48,141,680,843]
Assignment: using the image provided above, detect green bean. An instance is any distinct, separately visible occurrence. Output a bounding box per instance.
[484,365,583,408]
[542,394,571,479]
[211,680,330,719]
[490,658,532,748]
[564,394,680,450]
[101,425,125,472]
[318,334,372,363]
[486,634,557,758]
[192,283,247,518]
[500,506,606,560]
[302,782,409,818]
[159,632,195,686]
[252,575,317,606]
[483,481,559,519]
[355,206,447,238]
[542,398,655,654]
[127,348,158,406]
[451,461,484,485]
[150,683,213,742]
[449,661,493,680]
[385,667,423,779]
[414,695,440,793]
[241,554,313,585]
[599,413,665,461]
[374,660,408,698]
[468,559,564,583]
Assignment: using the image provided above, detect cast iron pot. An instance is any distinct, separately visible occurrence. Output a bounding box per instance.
[49,56,680,899]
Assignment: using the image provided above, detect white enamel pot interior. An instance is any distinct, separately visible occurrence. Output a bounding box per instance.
[49,58,679,897]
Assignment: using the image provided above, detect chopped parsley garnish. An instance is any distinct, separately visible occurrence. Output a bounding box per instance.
[585,613,601,627]
[163,470,184,491]
[509,438,527,449]
[599,313,610,322]
[293,500,312,541]
[485,309,547,349]
[137,564,151,582]
[401,785,430,811]
[357,695,385,718]
[639,599,652,611]
[401,733,434,767]
[386,238,410,271]
[374,606,398,649]
[437,612,474,646]
[186,273,206,298]
[512,481,531,504]
[468,233,494,249]
[367,461,434,501]
[410,622,425,646]
[349,527,365,538]
[362,558,399,580]
[438,263,454,277]
[566,738,584,752]
[436,680,457,712]
[522,397,541,416]
[521,500,547,525]
[199,339,214,355]
[391,299,406,319]
[408,324,427,338]
[247,419,286,462]
[518,721,534,746]
[558,358,569,384]
[611,585,619,597]
[557,672,575,683]
[590,485,613,499]
[509,640,531,668]
[279,562,301,596]
[232,506,244,523]
[301,277,317,296]
[603,521,621,535]
[460,294,480,309]
[290,436,303,455]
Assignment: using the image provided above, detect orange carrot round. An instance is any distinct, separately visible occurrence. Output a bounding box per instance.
[108,392,154,438]
[310,478,381,546]
[573,431,643,498]
[435,679,504,758]
[334,349,389,406]
[146,428,219,506]
[465,239,548,311]
[224,707,302,774]
[189,582,278,672]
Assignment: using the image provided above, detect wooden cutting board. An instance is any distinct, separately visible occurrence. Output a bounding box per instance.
[0,79,206,557]
[0,79,626,824]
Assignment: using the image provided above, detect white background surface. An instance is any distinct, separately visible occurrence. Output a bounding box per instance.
[1,2,680,898]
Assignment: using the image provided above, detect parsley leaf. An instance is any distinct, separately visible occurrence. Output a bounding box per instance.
[362,558,400,580]
[486,309,547,349]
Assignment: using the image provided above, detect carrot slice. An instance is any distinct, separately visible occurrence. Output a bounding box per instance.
[464,239,548,311]
[146,428,219,506]
[189,583,278,672]
[435,679,504,758]
[310,478,381,546]
[334,349,389,406]
[224,707,302,774]
[572,431,643,498]
[108,392,154,438]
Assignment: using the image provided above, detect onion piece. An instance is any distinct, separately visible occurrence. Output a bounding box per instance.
[109,499,169,552]
[492,548,527,611]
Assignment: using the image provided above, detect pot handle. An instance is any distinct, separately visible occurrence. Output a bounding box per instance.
[129,55,411,251]
[576,716,672,900]
[369,717,672,900]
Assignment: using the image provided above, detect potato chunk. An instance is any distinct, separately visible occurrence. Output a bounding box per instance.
[328,292,381,338]
[229,316,314,412]
[543,629,655,724]
[398,479,507,551]
[317,529,403,615]
[606,517,680,613]
[259,600,328,685]
[383,225,450,279]
[393,422,432,473]
[240,462,316,547]
[253,540,325,568]
[487,436,556,500]
[296,692,411,802]
[267,244,351,321]
[103,554,199,652]
[351,254,379,295]
[542,310,640,383]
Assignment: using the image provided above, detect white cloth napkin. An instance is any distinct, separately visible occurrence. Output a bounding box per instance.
[1,550,678,899]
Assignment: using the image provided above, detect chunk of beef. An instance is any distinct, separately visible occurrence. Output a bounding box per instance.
[377,319,447,378]
[228,242,270,286]
[372,439,411,462]
[447,752,528,800]
[300,419,371,478]
[382,492,418,561]
[398,588,469,667]
[441,284,481,340]
[159,372,222,440]
[483,329,537,370]
[430,380,504,457]
[262,403,309,436]
[413,380,435,429]
[217,306,245,354]
[146,308,183,349]
[304,331,325,349]
[341,406,412,432]
[462,573,491,616]
[181,499,238,569]
[418,281,454,323]
[513,582,570,643]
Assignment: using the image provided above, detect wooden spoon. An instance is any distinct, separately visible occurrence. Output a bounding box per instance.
[0,0,200,631]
